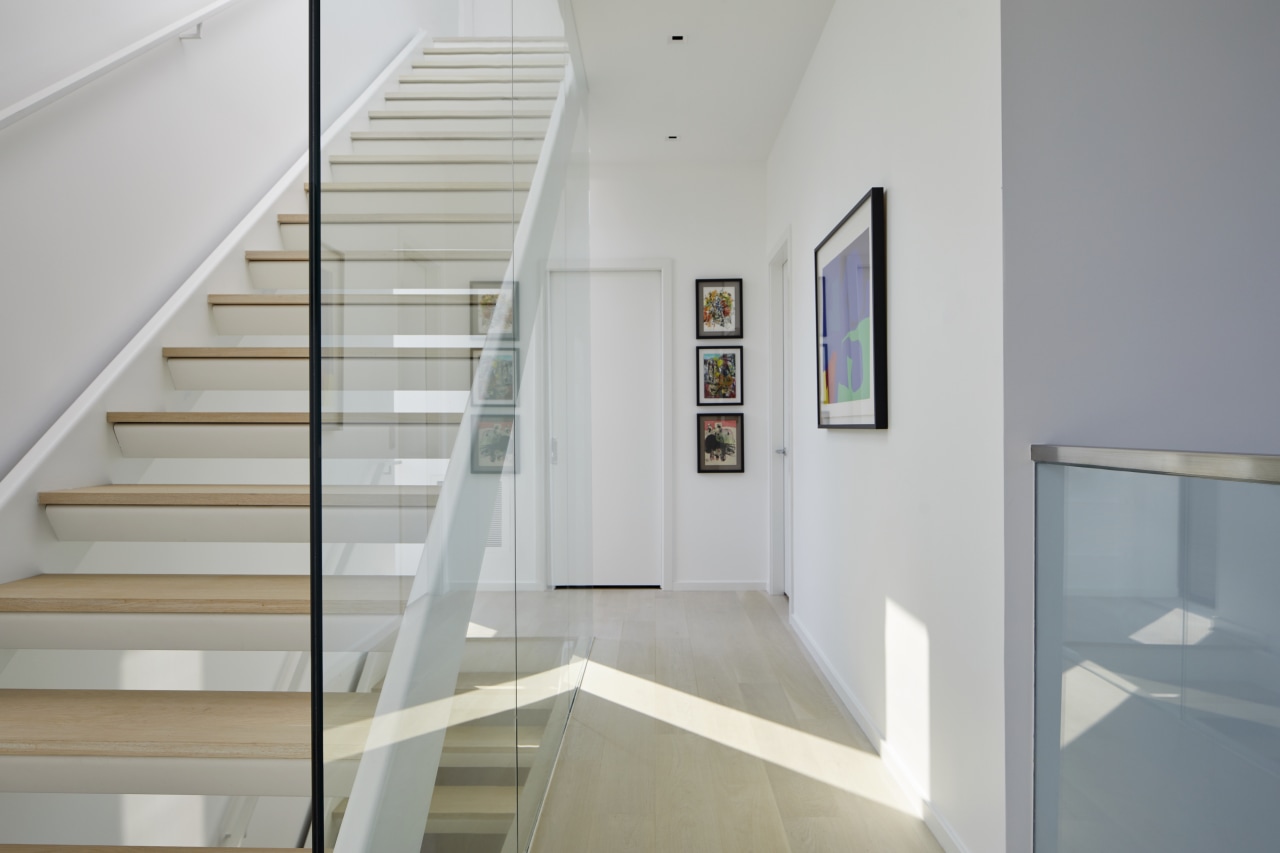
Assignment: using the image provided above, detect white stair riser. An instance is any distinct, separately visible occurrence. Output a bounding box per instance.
[0,613,394,652]
[115,423,460,459]
[329,162,537,183]
[114,458,449,486]
[349,138,543,157]
[319,189,530,215]
[168,356,474,391]
[398,68,563,83]
[381,95,558,112]
[168,389,470,414]
[368,116,549,133]
[214,302,482,336]
[285,221,516,252]
[394,81,561,97]
[248,258,510,291]
[0,756,310,797]
[44,505,434,543]
[412,56,566,70]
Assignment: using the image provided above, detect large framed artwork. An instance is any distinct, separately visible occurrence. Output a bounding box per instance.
[697,412,744,473]
[696,278,743,339]
[472,413,517,473]
[696,345,743,406]
[815,187,886,429]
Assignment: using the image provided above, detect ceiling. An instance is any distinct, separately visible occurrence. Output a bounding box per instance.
[569,0,836,163]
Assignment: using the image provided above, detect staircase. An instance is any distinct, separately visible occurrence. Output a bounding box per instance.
[0,35,576,851]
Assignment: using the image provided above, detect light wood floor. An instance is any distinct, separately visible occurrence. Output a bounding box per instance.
[529,590,943,853]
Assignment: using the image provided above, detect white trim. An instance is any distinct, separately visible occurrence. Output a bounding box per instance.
[547,259,675,590]
[0,30,427,513]
[789,614,972,853]
[767,230,794,603]
[0,0,252,132]
[672,581,766,592]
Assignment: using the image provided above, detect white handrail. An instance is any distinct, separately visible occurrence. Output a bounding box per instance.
[0,0,249,132]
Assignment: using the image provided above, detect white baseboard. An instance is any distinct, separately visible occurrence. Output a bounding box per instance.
[473,581,547,592]
[788,615,972,853]
[671,581,767,592]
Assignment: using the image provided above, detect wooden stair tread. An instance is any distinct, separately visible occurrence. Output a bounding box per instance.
[161,346,478,359]
[429,786,519,817]
[106,411,463,425]
[208,293,487,307]
[398,75,563,84]
[37,484,440,507]
[367,109,553,119]
[421,46,566,55]
[0,840,294,845]
[245,249,510,262]
[383,93,552,101]
[276,213,518,224]
[0,847,297,852]
[0,574,412,615]
[349,131,545,140]
[327,154,539,164]
[0,689,316,759]
[444,725,543,752]
[305,181,532,192]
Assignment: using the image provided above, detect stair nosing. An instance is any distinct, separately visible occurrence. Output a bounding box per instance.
[107,411,465,425]
[276,213,519,225]
[37,484,440,508]
[245,250,511,262]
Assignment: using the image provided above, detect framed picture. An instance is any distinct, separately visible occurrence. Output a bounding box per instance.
[471,347,518,405]
[696,278,743,339]
[696,345,743,406]
[697,412,744,473]
[470,280,518,340]
[471,413,517,473]
[815,187,887,429]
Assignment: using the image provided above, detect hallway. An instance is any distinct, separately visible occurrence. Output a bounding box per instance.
[530,590,943,852]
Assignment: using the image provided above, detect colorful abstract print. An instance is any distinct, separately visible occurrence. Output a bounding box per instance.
[701,419,738,464]
[702,288,735,332]
[701,352,738,400]
[821,230,872,405]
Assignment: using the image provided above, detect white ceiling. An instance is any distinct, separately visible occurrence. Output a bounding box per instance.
[569,0,836,163]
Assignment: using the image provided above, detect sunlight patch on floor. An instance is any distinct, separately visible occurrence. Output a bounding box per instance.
[580,661,922,817]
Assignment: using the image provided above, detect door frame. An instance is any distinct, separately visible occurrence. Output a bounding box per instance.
[547,260,675,589]
[768,233,795,604]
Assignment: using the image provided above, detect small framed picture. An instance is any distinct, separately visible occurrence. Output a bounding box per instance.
[472,414,517,473]
[697,412,744,474]
[696,346,744,406]
[696,278,743,339]
[471,348,518,405]
[470,280,518,340]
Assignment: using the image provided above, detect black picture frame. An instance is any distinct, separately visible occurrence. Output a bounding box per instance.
[470,280,518,341]
[696,345,744,406]
[814,187,887,429]
[697,412,745,473]
[471,413,517,474]
[470,347,518,406]
[695,278,743,339]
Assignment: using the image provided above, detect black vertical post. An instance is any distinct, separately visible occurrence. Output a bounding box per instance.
[307,0,324,847]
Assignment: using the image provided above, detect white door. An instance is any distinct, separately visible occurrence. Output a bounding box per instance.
[588,269,664,586]
[548,269,664,587]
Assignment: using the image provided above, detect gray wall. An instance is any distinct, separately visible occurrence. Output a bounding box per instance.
[1002,1,1280,849]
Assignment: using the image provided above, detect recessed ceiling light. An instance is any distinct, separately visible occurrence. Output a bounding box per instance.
[671,35,684,41]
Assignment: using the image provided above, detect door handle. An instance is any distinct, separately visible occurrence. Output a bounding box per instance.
[775,448,787,456]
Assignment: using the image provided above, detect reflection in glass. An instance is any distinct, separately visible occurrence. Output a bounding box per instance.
[1036,465,1280,853]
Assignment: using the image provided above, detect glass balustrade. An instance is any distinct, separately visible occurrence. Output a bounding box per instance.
[315,2,592,850]
[1035,451,1280,853]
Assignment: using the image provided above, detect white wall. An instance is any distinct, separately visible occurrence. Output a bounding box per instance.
[765,1,1004,851]
[1002,1,1280,849]
[0,0,424,481]
[589,162,770,589]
